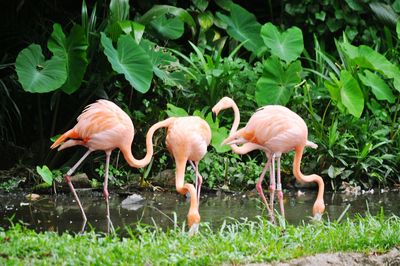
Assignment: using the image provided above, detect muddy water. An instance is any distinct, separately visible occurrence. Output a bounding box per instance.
[0,189,399,234]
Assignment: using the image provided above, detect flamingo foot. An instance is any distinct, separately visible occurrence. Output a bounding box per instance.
[188,223,199,236]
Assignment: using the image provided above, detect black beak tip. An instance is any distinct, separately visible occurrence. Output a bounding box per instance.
[212,112,216,123]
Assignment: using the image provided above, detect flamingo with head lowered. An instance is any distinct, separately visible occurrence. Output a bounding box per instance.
[212,97,325,222]
[51,99,207,234]
[160,116,211,235]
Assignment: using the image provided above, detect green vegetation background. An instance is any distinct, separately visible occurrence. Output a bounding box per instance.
[0,0,399,192]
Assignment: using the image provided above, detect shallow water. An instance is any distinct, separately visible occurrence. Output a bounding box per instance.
[0,189,399,234]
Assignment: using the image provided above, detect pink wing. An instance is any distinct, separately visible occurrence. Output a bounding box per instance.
[243,106,308,153]
[52,100,134,151]
[166,116,211,161]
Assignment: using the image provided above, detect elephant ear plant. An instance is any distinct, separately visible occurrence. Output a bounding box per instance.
[255,23,304,106]
[216,3,305,106]
[15,23,87,94]
[12,0,194,188]
[324,34,400,118]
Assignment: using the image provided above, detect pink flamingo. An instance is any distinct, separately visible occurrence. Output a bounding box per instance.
[51,100,207,233]
[163,116,211,234]
[212,97,325,221]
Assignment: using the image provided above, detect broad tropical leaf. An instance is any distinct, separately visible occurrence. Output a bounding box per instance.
[107,20,145,43]
[47,24,67,58]
[48,24,88,94]
[358,70,395,103]
[100,33,153,93]
[255,57,302,106]
[204,112,230,153]
[15,44,67,93]
[109,0,129,23]
[341,42,400,81]
[140,40,185,88]
[260,23,304,63]
[138,5,195,28]
[198,11,214,31]
[397,21,400,39]
[166,103,188,117]
[340,70,364,118]
[150,15,184,40]
[36,165,54,186]
[216,3,264,54]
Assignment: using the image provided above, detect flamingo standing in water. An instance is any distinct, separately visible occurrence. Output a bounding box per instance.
[162,116,211,235]
[51,99,206,233]
[212,97,324,221]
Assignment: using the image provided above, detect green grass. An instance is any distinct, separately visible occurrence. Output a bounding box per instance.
[0,213,399,265]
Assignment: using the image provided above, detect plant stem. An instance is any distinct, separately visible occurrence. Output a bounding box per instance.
[37,95,44,161]
[390,95,400,140]
[50,93,61,139]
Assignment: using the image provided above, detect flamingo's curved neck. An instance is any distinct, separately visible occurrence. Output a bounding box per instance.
[293,146,325,213]
[229,100,241,136]
[122,118,175,169]
[227,100,244,154]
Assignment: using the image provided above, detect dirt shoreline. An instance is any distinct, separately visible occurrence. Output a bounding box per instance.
[247,248,400,266]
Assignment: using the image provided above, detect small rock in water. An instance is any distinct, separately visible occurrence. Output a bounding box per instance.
[25,193,40,201]
[121,194,145,211]
[341,182,361,195]
[297,190,305,196]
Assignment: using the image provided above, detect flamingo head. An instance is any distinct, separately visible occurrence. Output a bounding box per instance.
[312,198,325,220]
[222,136,247,146]
[187,209,200,236]
[211,97,235,120]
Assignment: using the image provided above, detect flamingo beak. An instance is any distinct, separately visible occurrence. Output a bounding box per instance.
[212,112,217,123]
[223,137,246,146]
[188,222,199,236]
[312,212,323,221]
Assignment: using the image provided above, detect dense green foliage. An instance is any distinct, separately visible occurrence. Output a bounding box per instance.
[0,214,399,264]
[0,0,399,191]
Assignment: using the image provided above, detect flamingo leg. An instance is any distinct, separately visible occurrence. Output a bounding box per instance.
[269,153,276,219]
[65,149,92,227]
[176,158,200,235]
[103,151,114,233]
[255,155,274,223]
[276,154,285,219]
[190,160,203,204]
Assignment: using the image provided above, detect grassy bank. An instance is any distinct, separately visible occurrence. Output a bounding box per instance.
[1,213,399,265]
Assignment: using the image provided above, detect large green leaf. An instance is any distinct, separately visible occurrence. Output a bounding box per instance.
[198,11,214,31]
[140,40,185,88]
[100,33,153,93]
[107,20,145,43]
[48,24,88,94]
[397,21,400,39]
[260,23,304,63]
[36,165,53,186]
[255,57,302,106]
[138,5,195,28]
[166,103,188,117]
[340,70,364,118]
[15,44,67,93]
[216,3,264,54]
[47,24,67,57]
[341,42,400,81]
[204,112,230,153]
[109,0,129,23]
[358,70,395,103]
[150,15,184,40]
[119,21,145,43]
